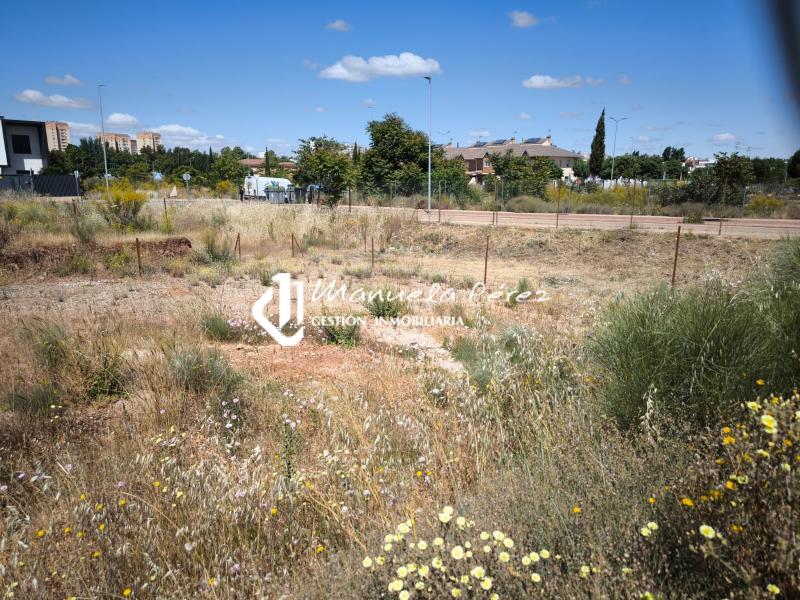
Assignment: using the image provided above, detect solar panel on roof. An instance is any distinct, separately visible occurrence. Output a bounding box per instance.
[473,141,486,147]
[524,137,542,144]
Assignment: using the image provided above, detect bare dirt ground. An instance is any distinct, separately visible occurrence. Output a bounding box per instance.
[0,223,773,398]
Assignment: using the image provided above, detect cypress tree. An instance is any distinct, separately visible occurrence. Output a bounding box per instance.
[352,142,360,165]
[589,108,606,177]
[264,145,271,176]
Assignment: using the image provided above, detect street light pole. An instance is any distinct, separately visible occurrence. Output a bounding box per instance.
[609,116,627,186]
[424,76,432,212]
[98,84,110,199]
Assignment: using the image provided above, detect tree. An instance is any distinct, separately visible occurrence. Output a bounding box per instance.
[589,109,606,177]
[573,157,590,179]
[713,152,755,203]
[294,136,352,205]
[751,157,787,185]
[359,113,428,193]
[488,151,553,198]
[788,150,800,179]
[662,146,686,162]
[352,142,360,165]
[212,148,249,184]
[263,145,271,176]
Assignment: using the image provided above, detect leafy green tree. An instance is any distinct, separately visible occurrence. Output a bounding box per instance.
[573,157,590,179]
[662,146,686,162]
[788,150,800,179]
[294,136,352,205]
[589,109,606,177]
[213,148,249,184]
[489,151,554,198]
[714,152,755,203]
[752,157,788,184]
[359,113,428,194]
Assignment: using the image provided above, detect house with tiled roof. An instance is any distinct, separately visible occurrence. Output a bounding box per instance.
[443,136,581,184]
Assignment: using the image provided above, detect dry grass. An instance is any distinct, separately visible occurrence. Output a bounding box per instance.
[0,197,794,599]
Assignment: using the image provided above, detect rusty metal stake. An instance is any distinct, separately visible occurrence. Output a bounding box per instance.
[671,226,682,287]
[135,237,142,276]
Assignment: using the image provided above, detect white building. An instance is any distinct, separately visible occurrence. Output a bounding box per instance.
[0,117,49,175]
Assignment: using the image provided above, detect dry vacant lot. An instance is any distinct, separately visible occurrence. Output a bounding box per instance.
[0,199,797,599]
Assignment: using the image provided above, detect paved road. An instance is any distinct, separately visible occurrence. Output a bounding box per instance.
[352,205,800,239]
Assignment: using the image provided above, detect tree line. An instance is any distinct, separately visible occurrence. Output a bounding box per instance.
[42,138,292,190]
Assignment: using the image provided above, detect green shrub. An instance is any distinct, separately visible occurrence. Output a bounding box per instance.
[4,384,60,416]
[201,314,266,344]
[56,252,93,276]
[168,347,241,395]
[98,178,148,229]
[69,209,104,244]
[343,265,373,279]
[506,277,533,308]
[747,194,784,217]
[203,229,234,262]
[588,283,793,430]
[194,266,225,288]
[22,322,127,401]
[104,248,134,275]
[319,315,361,346]
[363,287,408,318]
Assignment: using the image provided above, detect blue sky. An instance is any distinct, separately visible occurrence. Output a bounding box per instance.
[3,0,798,159]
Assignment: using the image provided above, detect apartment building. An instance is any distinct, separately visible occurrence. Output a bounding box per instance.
[97,132,132,153]
[45,121,70,152]
[136,131,162,152]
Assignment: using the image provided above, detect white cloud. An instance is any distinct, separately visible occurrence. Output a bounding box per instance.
[362,97,375,107]
[152,123,229,150]
[105,112,139,128]
[314,106,327,113]
[522,75,582,89]
[469,130,490,137]
[634,135,653,143]
[326,19,351,31]
[585,77,605,86]
[44,74,81,86]
[618,74,631,85]
[66,121,100,142]
[518,112,531,120]
[710,132,736,142]
[509,10,539,27]
[303,59,319,70]
[559,111,583,118]
[645,124,671,132]
[14,89,90,109]
[320,52,441,83]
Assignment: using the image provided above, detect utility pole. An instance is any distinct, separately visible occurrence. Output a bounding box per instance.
[609,116,627,186]
[97,84,110,199]
[424,76,432,212]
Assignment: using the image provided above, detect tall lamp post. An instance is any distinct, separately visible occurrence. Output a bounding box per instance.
[97,84,110,199]
[609,115,627,186]
[424,76,432,212]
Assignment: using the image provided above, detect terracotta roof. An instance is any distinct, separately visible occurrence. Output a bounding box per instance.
[239,158,264,168]
[444,142,580,160]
